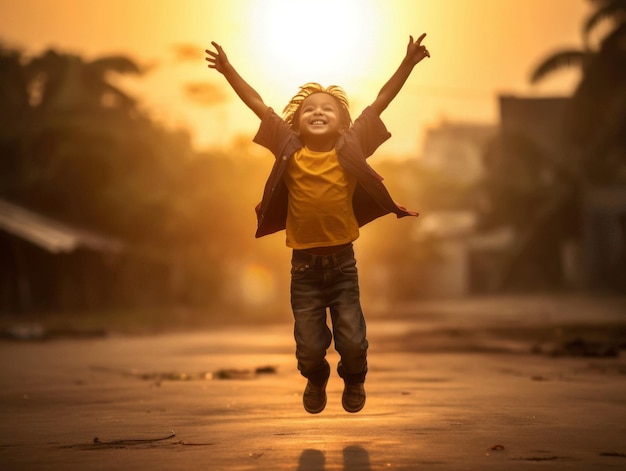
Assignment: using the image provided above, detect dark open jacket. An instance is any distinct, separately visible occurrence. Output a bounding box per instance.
[252,106,419,238]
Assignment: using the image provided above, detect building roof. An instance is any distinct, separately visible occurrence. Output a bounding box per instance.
[0,198,124,254]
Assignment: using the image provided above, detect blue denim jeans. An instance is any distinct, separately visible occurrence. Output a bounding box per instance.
[290,243,368,385]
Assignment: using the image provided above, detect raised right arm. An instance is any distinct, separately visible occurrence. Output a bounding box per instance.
[205,42,268,119]
[370,34,430,116]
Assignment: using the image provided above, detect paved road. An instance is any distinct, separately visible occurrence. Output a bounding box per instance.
[1,295,625,470]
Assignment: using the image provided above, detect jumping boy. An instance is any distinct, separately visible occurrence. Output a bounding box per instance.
[205,34,430,414]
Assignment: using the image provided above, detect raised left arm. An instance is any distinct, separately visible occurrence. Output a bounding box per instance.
[370,33,430,116]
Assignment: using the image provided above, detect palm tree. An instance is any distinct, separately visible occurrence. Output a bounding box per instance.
[0,46,31,196]
[0,46,144,216]
[531,0,626,83]
[26,49,142,112]
[530,0,626,183]
[0,46,30,138]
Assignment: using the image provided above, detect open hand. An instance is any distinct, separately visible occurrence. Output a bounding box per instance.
[205,41,229,74]
[406,33,430,65]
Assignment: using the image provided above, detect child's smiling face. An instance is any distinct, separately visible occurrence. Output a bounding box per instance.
[296,93,347,149]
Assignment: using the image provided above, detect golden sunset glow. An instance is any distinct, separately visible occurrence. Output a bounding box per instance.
[240,263,276,306]
[0,0,590,155]
[246,0,384,87]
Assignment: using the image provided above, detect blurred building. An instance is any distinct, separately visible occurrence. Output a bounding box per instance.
[499,95,626,292]
[499,95,569,165]
[420,120,496,183]
[583,187,626,292]
[0,198,124,313]
[413,95,625,297]
[412,120,502,297]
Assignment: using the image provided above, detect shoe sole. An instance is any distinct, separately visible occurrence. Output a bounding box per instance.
[342,397,366,413]
[304,397,327,414]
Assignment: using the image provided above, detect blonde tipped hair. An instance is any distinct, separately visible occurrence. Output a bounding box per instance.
[283,82,352,130]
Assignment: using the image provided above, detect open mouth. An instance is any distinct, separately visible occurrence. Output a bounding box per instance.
[310,119,326,125]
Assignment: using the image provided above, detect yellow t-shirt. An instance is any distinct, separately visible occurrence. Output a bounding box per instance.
[284,147,359,249]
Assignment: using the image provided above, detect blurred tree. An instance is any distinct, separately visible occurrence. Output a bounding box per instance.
[1,46,144,216]
[487,0,626,291]
[0,44,273,310]
[530,0,626,182]
[0,46,30,127]
[0,46,30,194]
[26,49,141,111]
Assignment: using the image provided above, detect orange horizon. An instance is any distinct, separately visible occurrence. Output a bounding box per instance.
[0,0,590,156]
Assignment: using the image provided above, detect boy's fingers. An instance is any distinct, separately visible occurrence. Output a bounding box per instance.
[416,33,427,46]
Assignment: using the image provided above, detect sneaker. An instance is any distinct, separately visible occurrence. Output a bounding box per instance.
[303,377,328,414]
[342,381,366,413]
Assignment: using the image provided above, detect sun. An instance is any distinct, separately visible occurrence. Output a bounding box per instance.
[247,0,383,89]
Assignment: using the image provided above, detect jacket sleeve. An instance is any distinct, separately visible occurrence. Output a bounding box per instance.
[344,106,392,158]
[252,107,294,158]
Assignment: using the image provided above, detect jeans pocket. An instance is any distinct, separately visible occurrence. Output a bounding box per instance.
[291,262,311,278]
[337,258,357,276]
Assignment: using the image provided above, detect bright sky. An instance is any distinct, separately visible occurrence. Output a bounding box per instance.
[0,0,591,157]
